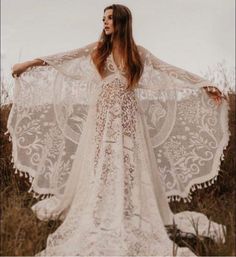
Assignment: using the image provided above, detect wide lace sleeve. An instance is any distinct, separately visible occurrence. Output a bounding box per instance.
[6,41,100,201]
[135,45,230,202]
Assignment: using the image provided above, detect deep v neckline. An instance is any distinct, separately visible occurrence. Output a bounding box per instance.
[111,52,125,71]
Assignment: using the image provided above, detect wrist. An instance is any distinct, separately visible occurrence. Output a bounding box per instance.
[25,59,47,68]
[23,60,36,69]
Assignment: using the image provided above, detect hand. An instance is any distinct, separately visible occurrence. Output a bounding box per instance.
[11,62,29,78]
[203,86,227,105]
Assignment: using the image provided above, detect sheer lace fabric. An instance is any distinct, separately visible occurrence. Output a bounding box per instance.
[7,42,229,256]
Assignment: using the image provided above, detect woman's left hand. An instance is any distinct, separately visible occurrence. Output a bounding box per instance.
[203,86,227,105]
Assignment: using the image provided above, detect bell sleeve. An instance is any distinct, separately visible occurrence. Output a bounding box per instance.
[6,41,100,203]
[135,45,230,202]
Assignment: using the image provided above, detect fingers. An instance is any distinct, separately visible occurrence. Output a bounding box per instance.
[11,69,20,78]
[215,97,222,105]
[204,85,229,104]
[214,92,228,104]
[212,95,223,105]
[11,66,20,78]
[205,88,225,104]
[205,91,223,105]
[11,73,19,78]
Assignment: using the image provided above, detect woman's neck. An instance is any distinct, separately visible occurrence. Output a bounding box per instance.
[111,39,122,52]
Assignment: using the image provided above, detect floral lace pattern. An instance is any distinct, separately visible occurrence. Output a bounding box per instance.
[142,90,228,200]
[93,76,137,227]
[7,42,229,202]
[7,42,229,256]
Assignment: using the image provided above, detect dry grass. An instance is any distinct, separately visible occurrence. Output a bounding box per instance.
[169,93,236,256]
[0,104,63,256]
[0,94,235,256]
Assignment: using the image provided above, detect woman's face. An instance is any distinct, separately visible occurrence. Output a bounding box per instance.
[103,9,114,35]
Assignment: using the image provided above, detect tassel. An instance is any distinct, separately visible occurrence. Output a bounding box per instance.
[33,192,40,199]
[4,130,9,135]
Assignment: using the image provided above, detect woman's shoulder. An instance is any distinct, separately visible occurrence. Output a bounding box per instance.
[136,45,154,63]
[136,44,152,57]
[80,41,99,52]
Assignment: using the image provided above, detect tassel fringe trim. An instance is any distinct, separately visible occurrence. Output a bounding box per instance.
[5,129,54,200]
[167,175,219,203]
[13,168,53,199]
[167,108,230,204]
[5,95,231,203]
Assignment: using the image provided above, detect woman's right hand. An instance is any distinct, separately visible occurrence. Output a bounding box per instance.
[11,62,30,78]
[203,85,228,105]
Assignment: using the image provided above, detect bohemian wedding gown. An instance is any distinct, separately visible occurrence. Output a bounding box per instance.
[7,42,229,256]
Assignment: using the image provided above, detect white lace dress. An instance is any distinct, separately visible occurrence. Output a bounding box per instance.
[7,42,229,256]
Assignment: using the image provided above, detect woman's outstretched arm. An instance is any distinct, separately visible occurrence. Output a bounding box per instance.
[138,45,228,104]
[11,41,98,78]
[12,58,48,78]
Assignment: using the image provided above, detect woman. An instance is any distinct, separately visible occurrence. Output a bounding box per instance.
[10,4,228,256]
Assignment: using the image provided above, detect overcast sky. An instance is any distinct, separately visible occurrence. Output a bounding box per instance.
[1,0,235,80]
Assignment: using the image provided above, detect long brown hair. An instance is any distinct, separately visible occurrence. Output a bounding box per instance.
[91,4,143,90]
